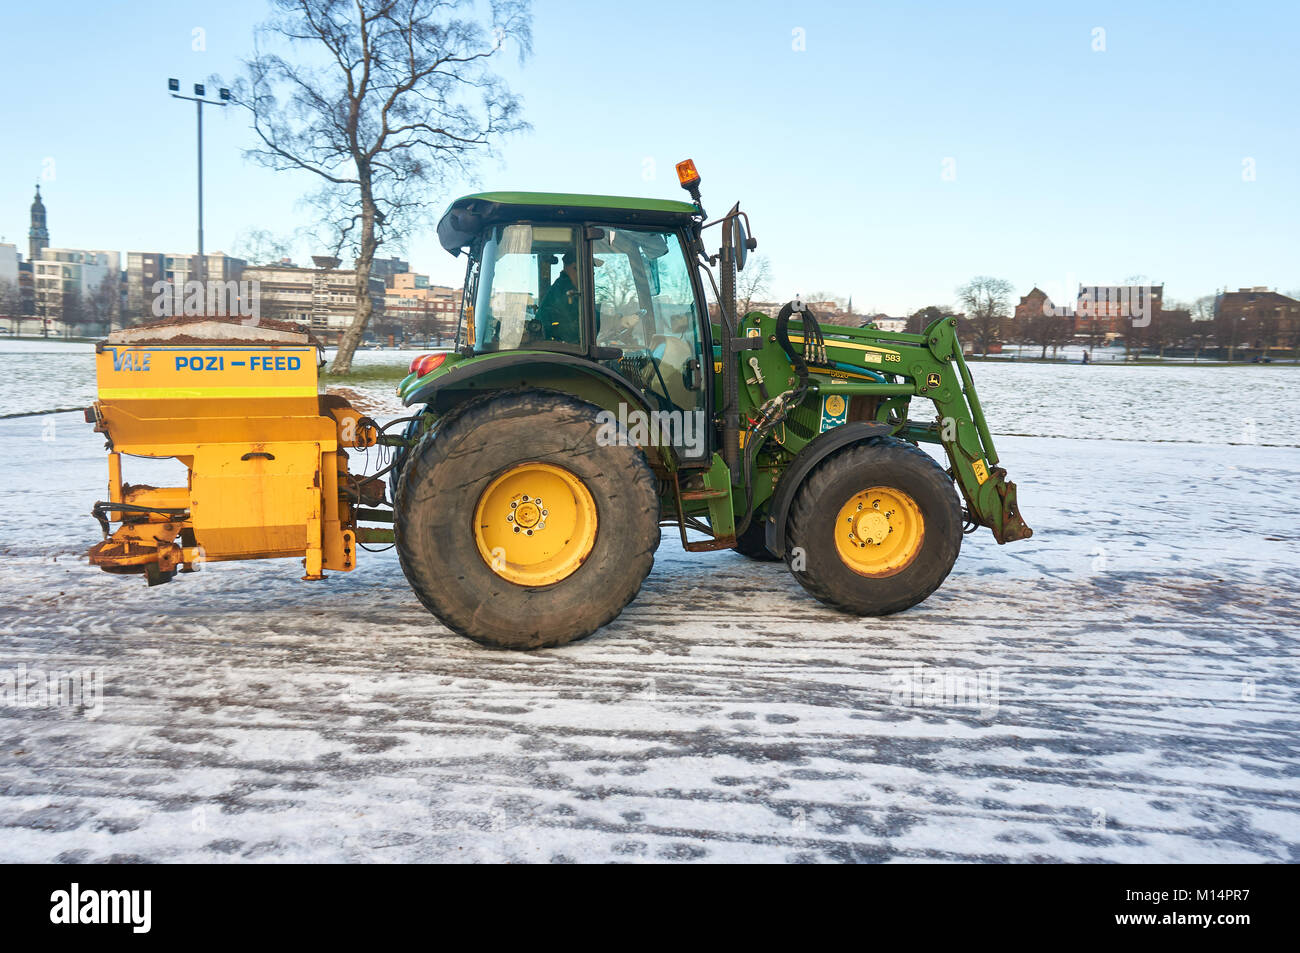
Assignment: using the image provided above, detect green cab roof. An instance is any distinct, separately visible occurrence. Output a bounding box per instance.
[436,191,701,254]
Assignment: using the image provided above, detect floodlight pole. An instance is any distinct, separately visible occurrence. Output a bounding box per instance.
[197,99,204,286]
[169,81,228,291]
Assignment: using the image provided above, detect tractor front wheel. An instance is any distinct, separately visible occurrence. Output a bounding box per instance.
[394,390,660,650]
[784,437,962,615]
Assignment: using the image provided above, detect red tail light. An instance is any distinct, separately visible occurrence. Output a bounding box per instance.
[409,352,447,377]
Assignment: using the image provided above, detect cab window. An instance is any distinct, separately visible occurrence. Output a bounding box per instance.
[471,224,583,352]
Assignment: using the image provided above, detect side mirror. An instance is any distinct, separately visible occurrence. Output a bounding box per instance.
[731,216,757,271]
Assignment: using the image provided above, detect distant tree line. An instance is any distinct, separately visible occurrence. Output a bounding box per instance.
[892,278,1300,362]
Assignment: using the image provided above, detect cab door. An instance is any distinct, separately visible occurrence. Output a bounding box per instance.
[587,225,711,462]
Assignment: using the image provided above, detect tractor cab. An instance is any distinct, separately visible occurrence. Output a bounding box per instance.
[431,191,716,461]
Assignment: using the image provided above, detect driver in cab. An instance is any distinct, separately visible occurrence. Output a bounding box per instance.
[535,251,588,345]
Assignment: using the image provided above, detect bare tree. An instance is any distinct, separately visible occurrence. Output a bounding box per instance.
[1018,305,1046,359]
[1120,273,1150,361]
[956,276,1013,356]
[1024,309,1069,360]
[59,290,88,338]
[234,227,295,265]
[1213,295,1247,361]
[83,273,121,333]
[1080,313,1102,360]
[1151,303,1191,359]
[592,261,639,319]
[230,0,532,373]
[905,305,947,335]
[736,254,771,315]
[417,297,439,345]
[804,290,845,312]
[371,307,403,346]
[0,279,21,333]
[1191,294,1215,324]
[1187,296,1215,362]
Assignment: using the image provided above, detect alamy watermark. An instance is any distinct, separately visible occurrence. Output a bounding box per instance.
[50,883,150,933]
[1041,281,1156,328]
[151,279,261,324]
[890,663,1000,718]
[596,403,707,457]
[1,664,103,718]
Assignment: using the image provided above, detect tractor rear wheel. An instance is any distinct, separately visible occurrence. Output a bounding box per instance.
[394,390,660,650]
[784,437,962,615]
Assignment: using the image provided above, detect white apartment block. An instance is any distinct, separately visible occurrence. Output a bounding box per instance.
[32,248,120,330]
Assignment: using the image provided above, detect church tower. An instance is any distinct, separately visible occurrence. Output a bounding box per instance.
[28,185,49,263]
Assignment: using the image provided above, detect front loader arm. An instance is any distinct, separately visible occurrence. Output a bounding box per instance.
[754,312,1032,544]
[898,319,1033,543]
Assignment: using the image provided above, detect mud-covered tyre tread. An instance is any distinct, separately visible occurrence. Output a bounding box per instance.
[393,388,660,650]
[785,436,962,615]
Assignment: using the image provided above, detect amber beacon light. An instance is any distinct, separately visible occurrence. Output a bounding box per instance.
[676,159,703,204]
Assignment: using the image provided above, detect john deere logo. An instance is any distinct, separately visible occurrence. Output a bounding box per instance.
[926,372,942,388]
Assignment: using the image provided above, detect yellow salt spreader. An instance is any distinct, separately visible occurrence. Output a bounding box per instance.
[85,319,383,585]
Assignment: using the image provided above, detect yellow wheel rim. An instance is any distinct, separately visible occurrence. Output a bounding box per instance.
[473,462,598,586]
[834,486,924,577]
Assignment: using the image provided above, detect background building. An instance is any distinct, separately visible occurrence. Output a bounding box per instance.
[125,251,166,321]
[27,185,48,264]
[861,313,907,333]
[1073,284,1164,339]
[122,251,247,323]
[0,243,20,330]
[0,242,17,289]
[161,251,246,289]
[381,272,460,344]
[31,248,121,336]
[1014,284,1167,345]
[240,255,386,344]
[369,256,410,286]
[1214,287,1300,360]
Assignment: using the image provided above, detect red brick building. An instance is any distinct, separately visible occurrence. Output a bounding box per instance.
[1074,284,1163,337]
[1214,288,1300,357]
[1015,284,1166,340]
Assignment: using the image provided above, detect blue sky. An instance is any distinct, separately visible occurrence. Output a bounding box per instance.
[1,0,1296,313]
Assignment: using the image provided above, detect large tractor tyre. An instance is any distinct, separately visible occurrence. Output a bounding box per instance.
[733,514,780,561]
[785,437,962,616]
[394,389,660,650]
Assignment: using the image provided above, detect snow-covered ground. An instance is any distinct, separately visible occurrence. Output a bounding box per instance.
[1,350,1298,862]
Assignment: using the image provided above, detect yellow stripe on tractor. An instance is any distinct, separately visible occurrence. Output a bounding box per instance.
[86,322,381,585]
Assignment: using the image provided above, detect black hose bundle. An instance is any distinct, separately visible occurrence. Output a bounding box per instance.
[777,298,828,370]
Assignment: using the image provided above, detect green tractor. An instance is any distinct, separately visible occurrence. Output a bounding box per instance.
[383,160,1032,649]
